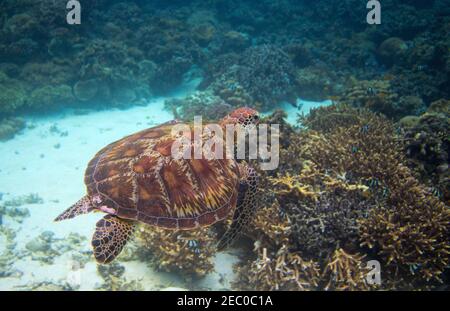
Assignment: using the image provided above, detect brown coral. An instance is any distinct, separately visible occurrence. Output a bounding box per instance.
[321,248,371,291]
[234,105,449,290]
[135,225,216,278]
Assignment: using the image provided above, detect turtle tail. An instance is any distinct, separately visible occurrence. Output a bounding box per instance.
[216,165,258,251]
[54,195,94,221]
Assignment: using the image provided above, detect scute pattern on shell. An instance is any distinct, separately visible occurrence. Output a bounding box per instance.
[84,122,240,229]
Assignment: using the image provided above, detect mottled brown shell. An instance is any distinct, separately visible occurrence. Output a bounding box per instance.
[84,121,240,230]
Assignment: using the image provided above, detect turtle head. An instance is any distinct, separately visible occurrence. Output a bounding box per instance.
[221,107,259,130]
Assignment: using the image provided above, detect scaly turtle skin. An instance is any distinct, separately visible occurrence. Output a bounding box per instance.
[55,107,259,264]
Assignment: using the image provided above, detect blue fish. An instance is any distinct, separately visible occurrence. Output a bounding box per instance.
[187,239,199,249]
[360,124,370,134]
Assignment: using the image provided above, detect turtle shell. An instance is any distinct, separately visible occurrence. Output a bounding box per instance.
[84,121,240,230]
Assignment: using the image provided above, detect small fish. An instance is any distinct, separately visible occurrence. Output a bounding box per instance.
[382,187,390,198]
[431,188,442,198]
[187,239,199,249]
[367,178,380,188]
[416,64,428,71]
[279,208,286,219]
[366,87,377,96]
[360,124,370,134]
[351,146,359,154]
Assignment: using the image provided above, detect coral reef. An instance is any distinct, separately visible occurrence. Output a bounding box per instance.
[0,0,447,116]
[136,225,217,279]
[233,105,450,290]
[321,248,371,291]
[28,84,74,111]
[164,91,233,121]
[0,117,26,141]
[0,0,448,291]
[205,45,298,110]
[0,71,27,116]
[377,37,409,67]
[337,79,425,120]
[402,100,450,204]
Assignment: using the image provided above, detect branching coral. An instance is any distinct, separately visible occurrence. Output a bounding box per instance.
[285,191,375,259]
[234,247,321,291]
[322,248,371,291]
[234,105,449,290]
[359,185,450,284]
[135,225,216,278]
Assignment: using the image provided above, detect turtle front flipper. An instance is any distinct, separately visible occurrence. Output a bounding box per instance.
[92,215,135,264]
[216,164,258,251]
[54,195,95,221]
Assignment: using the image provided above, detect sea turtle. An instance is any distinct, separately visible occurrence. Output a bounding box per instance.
[55,107,259,264]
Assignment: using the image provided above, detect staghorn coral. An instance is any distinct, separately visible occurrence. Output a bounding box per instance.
[235,105,449,290]
[233,247,321,291]
[284,190,375,259]
[136,225,216,278]
[321,248,371,291]
[359,187,450,284]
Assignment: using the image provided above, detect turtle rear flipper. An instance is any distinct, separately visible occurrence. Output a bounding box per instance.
[92,215,135,264]
[217,164,258,251]
[54,195,94,221]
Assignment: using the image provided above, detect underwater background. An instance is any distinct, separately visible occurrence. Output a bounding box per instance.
[0,0,449,290]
